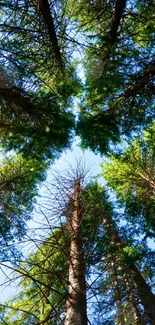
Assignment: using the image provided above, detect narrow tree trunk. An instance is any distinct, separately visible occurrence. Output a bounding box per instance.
[130,264,155,324]
[129,291,146,325]
[112,259,126,325]
[37,0,64,72]
[124,275,147,325]
[114,279,126,325]
[65,179,87,325]
[110,0,127,42]
[103,216,155,324]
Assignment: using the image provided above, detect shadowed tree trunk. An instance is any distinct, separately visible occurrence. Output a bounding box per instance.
[111,256,126,325]
[103,215,155,324]
[110,0,127,42]
[65,179,87,325]
[114,278,126,325]
[129,291,147,325]
[124,276,147,325]
[37,0,64,72]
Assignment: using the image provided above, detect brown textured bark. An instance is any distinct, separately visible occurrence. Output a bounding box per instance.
[124,275,147,325]
[112,257,126,325]
[130,264,155,324]
[37,0,64,72]
[129,291,147,325]
[103,216,155,324]
[110,0,127,42]
[65,179,87,325]
[114,280,126,325]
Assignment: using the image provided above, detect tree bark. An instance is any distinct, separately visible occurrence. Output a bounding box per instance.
[110,0,127,42]
[130,264,155,324]
[37,0,64,72]
[114,279,126,325]
[128,291,147,325]
[112,258,126,325]
[65,179,87,325]
[103,216,155,324]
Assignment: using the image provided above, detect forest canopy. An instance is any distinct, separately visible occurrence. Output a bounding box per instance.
[0,0,155,324]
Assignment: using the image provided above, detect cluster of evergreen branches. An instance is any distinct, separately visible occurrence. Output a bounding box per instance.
[0,0,155,324]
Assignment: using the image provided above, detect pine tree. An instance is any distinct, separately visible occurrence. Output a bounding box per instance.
[0,152,45,259]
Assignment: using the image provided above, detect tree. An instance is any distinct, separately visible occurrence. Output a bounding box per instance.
[0,86,75,162]
[75,0,155,153]
[82,183,154,324]
[1,0,71,75]
[0,153,45,260]
[0,169,107,324]
[102,123,155,232]
[0,228,69,325]
[0,0,81,163]
[65,178,87,325]
[1,179,153,324]
[1,1,155,158]
[0,2,155,324]
[36,0,65,72]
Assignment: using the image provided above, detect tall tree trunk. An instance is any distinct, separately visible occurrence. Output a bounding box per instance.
[124,276,147,325]
[114,279,126,325]
[110,0,127,42]
[128,291,147,325]
[103,216,155,324]
[65,179,87,325]
[37,0,64,72]
[129,264,155,324]
[112,258,126,325]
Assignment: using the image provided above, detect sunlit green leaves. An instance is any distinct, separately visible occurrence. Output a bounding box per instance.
[102,123,155,229]
[0,153,46,258]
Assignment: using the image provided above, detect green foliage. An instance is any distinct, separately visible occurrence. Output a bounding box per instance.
[1,0,71,76]
[0,228,69,324]
[0,1,155,324]
[0,180,153,324]
[0,87,75,162]
[75,0,155,153]
[80,183,150,324]
[0,153,46,258]
[123,245,142,263]
[77,106,120,154]
[0,0,82,163]
[102,123,155,229]
[80,182,114,266]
